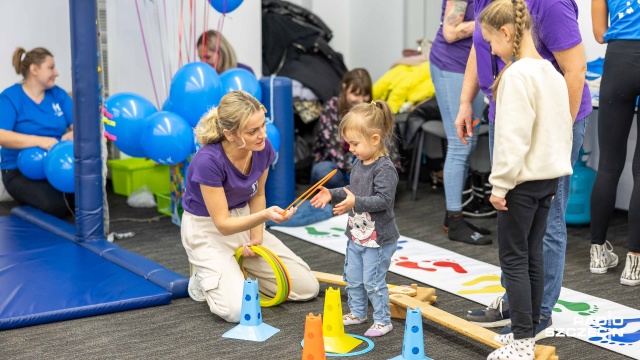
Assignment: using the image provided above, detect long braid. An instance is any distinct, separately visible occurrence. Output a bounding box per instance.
[478,0,532,99]
[512,0,527,61]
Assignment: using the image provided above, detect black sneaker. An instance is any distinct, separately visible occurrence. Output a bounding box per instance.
[466,296,510,327]
[497,316,553,343]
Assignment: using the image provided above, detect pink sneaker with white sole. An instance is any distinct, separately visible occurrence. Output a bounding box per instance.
[364,323,393,337]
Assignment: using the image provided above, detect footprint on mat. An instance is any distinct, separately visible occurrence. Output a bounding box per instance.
[305,226,341,238]
[552,300,599,316]
[392,257,468,273]
[589,328,640,346]
[422,259,468,274]
[461,274,501,286]
[396,239,409,251]
[393,256,436,272]
[456,274,505,295]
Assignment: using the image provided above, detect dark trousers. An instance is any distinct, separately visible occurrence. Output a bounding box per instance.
[590,40,640,252]
[2,169,74,219]
[498,179,557,339]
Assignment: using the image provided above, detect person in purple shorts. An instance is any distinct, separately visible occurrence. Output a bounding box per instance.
[180,91,319,323]
[458,0,591,340]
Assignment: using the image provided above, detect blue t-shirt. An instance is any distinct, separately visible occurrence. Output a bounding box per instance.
[0,84,73,170]
[182,139,276,216]
[604,0,640,41]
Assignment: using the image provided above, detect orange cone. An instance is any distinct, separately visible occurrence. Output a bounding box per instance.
[302,313,326,360]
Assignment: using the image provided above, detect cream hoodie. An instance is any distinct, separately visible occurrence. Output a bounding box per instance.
[490,58,573,198]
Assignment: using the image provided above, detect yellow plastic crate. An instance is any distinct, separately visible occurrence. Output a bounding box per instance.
[155,193,172,217]
[107,158,170,196]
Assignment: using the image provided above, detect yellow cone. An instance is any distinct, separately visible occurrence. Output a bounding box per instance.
[322,287,363,354]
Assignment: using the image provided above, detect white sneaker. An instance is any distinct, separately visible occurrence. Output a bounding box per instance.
[188,274,206,302]
[620,253,640,286]
[590,241,618,274]
[343,313,367,325]
[487,338,535,360]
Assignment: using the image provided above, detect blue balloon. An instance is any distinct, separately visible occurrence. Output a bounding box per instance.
[45,141,74,193]
[169,62,223,127]
[208,0,243,13]
[162,98,174,112]
[104,92,157,157]
[220,68,262,101]
[265,123,280,152]
[18,147,48,180]
[141,111,194,165]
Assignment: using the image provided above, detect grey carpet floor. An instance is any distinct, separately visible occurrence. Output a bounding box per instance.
[0,181,635,360]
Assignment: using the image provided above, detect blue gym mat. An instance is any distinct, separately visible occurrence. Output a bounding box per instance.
[0,215,172,330]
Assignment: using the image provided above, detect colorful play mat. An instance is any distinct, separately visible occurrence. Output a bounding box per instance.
[273,215,640,359]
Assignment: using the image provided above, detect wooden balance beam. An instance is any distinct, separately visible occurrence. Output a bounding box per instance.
[313,271,437,319]
[313,271,558,360]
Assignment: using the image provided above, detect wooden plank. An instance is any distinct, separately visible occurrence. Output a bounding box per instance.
[389,294,558,360]
[313,271,438,300]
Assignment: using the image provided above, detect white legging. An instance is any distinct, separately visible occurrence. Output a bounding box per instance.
[181,206,320,323]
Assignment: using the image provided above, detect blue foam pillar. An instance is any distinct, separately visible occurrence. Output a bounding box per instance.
[69,0,103,241]
[260,77,295,209]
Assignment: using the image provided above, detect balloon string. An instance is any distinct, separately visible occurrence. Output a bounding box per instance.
[135,0,160,109]
[213,14,225,72]
[192,0,197,62]
[178,0,184,68]
[162,0,173,80]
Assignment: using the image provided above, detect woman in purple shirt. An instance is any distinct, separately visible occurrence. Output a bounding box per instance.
[430,0,490,245]
[181,91,319,323]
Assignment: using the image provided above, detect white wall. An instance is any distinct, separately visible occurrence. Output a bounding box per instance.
[288,0,405,82]
[576,0,607,60]
[0,0,72,90]
[106,0,261,108]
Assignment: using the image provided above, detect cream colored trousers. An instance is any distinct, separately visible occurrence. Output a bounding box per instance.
[181,206,320,323]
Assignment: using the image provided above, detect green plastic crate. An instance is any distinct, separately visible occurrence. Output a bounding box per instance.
[107,158,170,196]
[155,193,172,216]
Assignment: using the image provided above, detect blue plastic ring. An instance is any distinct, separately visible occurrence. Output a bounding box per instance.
[300,334,375,357]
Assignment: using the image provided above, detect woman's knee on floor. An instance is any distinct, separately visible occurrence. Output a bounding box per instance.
[201,273,243,323]
[290,269,320,300]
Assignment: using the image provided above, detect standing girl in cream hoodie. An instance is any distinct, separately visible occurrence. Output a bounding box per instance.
[478,0,573,359]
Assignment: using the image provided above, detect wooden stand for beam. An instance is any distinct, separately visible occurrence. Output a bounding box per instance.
[313,271,437,320]
[313,271,559,360]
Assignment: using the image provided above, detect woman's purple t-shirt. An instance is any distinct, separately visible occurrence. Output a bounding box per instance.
[429,0,475,74]
[473,0,592,122]
[182,140,276,216]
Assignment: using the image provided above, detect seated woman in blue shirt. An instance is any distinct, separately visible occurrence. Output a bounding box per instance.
[0,47,74,218]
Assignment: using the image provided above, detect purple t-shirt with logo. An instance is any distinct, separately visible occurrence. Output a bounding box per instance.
[474,0,592,122]
[182,139,276,216]
[430,0,475,74]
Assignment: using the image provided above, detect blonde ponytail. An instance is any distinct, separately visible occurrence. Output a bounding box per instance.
[194,90,266,146]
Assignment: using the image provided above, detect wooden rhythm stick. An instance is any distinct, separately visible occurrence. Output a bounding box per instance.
[282,169,337,216]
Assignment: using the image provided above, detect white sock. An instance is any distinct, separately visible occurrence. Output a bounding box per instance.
[487,338,535,360]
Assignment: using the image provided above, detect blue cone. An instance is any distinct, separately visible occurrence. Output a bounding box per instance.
[222,278,279,342]
[389,307,432,360]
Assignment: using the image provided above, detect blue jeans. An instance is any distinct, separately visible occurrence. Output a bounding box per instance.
[310,161,350,189]
[491,117,589,318]
[430,63,485,211]
[343,239,398,324]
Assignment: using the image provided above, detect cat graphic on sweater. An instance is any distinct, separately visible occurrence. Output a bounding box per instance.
[348,211,379,248]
